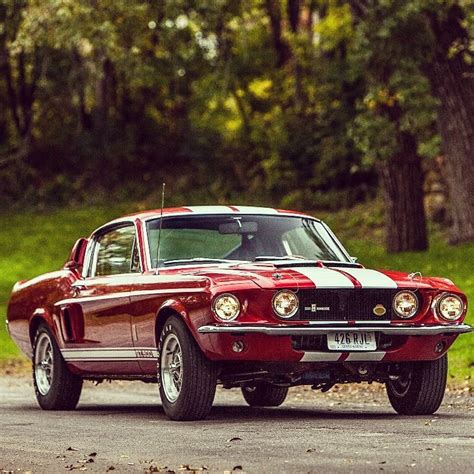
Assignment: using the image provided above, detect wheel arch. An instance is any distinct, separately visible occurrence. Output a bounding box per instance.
[154,299,190,347]
[29,309,58,345]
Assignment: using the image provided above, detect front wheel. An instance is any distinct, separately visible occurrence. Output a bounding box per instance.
[242,383,288,407]
[33,323,83,410]
[386,355,447,415]
[158,316,218,421]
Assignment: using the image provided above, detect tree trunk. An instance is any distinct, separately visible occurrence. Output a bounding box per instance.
[380,132,428,253]
[265,0,291,67]
[425,5,474,243]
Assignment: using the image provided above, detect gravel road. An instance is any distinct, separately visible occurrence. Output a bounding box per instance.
[0,376,472,473]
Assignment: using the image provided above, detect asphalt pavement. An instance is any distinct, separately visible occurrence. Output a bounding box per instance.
[0,376,473,473]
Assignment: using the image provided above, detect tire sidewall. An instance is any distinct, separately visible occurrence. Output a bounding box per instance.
[387,355,447,415]
[32,323,69,409]
[157,317,193,415]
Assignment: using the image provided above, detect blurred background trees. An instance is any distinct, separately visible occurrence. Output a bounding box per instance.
[0,0,473,252]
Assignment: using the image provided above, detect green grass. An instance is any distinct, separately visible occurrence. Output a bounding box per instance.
[1,202,472,382]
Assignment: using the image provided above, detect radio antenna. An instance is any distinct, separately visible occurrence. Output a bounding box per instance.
[155,182,166,274]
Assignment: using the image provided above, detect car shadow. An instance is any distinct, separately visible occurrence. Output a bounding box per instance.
[49,402,462,423]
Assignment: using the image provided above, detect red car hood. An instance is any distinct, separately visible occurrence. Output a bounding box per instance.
[179,262,460,292]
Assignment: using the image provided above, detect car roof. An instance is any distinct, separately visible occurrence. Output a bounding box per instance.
[91,206,316,236]
[126,205,312,220]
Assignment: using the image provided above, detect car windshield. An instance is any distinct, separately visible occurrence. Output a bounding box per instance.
[146,215,349,268]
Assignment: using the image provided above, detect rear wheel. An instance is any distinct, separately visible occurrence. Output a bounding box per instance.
[241,383,288,407]
[158,316,218,421]
[386,355,447,415]
[33,323,83,410]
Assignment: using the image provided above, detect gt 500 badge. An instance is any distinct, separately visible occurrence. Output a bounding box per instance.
[135,349,154,358]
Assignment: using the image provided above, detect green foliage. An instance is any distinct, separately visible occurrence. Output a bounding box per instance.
[0,1,472,237]
[0,0,378,209]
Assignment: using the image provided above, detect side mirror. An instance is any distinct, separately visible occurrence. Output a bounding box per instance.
[65,238,89,271]
[350,256,358,263]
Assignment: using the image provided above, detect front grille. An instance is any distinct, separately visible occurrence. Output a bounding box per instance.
[296,289,401,321]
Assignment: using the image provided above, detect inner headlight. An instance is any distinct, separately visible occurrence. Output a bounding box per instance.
[273,290,299,318]
[213,293,240,321]
[393,291,418,319]
[437,294,464,321]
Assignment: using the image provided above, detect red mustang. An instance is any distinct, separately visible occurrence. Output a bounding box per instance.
[6,206,472,420]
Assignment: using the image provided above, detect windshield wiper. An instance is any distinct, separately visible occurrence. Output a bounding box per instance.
[163,258,242,266]
[254,255,309,261]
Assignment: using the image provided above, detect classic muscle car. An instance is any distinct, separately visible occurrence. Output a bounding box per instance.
[6,206,472,420]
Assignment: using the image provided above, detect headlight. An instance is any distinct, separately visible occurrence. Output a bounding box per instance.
[213,293,241,321]
[273,290,299,318]
[393,291,418,319]
[437,294,464,321]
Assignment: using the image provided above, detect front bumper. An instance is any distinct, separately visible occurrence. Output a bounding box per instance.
[198,323,473,336]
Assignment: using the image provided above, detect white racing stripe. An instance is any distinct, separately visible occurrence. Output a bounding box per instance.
[345,352,386,362]
[301,351,386,362]
[233,206,279,214]
[62,347,158,361]
[300,352,342,362]
[340,268,397,289]
[186,206,237,214]
[291,267,354,288]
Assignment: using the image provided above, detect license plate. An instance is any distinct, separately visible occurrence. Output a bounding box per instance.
[327,332,376,351]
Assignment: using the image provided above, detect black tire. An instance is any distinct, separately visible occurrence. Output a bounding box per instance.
[32,323,83,410]
[241,383,288,407]
[158,316,218,421]
[386,355,447,415]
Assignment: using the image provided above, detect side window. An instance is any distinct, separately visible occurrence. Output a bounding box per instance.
[94,226,139,276]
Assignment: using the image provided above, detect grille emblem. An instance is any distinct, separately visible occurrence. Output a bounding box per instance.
[373,304,387,317]
[304,303,330,312]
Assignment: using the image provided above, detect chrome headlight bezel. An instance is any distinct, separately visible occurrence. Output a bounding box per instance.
[212,293,241,322]
[435,293,464,321]
[393,290,419,319]
[272,290,299,319]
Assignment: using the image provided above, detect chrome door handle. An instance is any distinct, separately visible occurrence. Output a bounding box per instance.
[72,284,87,296]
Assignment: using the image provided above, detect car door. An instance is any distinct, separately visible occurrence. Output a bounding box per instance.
[61,224,141,375]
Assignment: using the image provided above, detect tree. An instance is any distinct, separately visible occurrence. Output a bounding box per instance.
[423,3,474,243]
[347,0,474,246]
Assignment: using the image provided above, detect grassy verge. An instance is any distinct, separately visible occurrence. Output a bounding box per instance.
[1,202,472,382]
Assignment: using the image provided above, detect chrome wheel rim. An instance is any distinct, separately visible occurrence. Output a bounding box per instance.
[35,333,54,396]
[161,333,183,402]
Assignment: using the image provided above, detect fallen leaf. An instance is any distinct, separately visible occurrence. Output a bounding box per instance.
[233,466,243,471]
[88,452,97,457]
[67,447,79,452]
[227,437,242,442]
